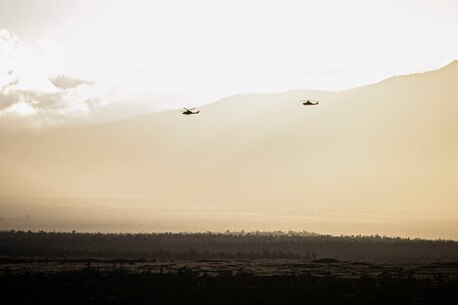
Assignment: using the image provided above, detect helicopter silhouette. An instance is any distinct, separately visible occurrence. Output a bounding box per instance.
[182,107,200,115]
[301,100,319,106]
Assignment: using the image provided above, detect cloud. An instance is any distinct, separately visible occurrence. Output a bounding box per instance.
[0,28,111,127]
[49,75,94,90]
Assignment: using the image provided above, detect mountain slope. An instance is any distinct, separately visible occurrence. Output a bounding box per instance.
[1,61,457,236]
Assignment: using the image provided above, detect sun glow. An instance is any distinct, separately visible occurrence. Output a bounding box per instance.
[1,0,457,125]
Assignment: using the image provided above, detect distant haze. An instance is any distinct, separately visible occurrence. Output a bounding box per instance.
[1,62,457,239]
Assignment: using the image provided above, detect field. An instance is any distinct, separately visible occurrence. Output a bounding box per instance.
[2,257,458,279]
[1,231,458,304]
[1,261,458,305]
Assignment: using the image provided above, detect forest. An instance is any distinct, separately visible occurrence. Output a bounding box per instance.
[1,230,457,262]
[2,230,458,304]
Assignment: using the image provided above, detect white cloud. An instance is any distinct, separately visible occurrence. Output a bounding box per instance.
[0,28,111,127]
[3,101,36,116]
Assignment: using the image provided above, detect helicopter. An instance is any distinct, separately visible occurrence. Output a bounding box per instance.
[301,99,319,106]
[182,107,200,115]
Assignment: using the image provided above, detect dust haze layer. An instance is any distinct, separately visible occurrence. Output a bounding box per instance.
[1,61,458,238]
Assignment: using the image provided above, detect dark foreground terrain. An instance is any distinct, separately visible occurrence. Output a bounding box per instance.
[1,266,458,305]
[1,231,458,304]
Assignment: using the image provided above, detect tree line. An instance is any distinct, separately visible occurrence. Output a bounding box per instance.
[1,230,457,262]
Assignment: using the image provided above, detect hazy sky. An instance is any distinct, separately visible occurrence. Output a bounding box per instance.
[1,0,458,124]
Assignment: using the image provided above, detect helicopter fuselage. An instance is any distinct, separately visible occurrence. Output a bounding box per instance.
[182,110,199,115]
[302,101,319,106]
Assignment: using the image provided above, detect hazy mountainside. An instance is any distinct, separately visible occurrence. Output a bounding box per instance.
[1,61,458,236]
